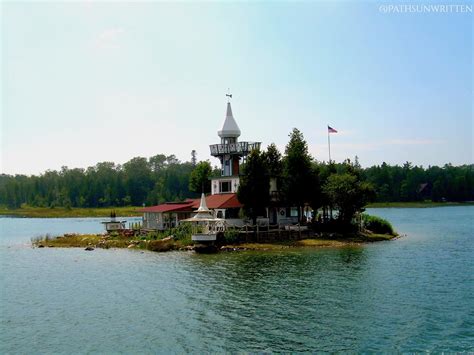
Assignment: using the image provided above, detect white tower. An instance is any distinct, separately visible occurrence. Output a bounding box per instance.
[209,95,261,194]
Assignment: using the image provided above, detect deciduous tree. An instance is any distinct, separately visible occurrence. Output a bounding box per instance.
[189,161,212,194]
[323,173,375,225]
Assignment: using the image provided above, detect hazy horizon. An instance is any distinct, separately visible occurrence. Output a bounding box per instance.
[1,1,472,175]
[1,142,473,178]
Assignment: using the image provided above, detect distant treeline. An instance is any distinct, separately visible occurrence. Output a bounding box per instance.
[0,154,473,209]
[362,162,473,203]
[0,155,203,209]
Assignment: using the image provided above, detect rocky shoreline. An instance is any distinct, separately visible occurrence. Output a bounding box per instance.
[32,230,397,253]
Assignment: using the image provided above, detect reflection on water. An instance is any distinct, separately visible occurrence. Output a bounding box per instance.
[1,207,473,352]
[337,246,366,264]
[187,248,371,352]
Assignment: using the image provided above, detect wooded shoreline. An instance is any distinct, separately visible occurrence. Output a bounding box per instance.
[0,206,142,218]
[2,201,473,218]
[1,157,472,211]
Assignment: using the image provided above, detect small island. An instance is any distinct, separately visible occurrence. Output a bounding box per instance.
[32,209,397,253]
[31,226,397,253]
[30,100,400,253]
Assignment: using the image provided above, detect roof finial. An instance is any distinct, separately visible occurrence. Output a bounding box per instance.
[218,90,240,138]
[226,88,232,102]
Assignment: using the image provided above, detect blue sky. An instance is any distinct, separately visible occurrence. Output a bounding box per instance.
[1,1,472,175]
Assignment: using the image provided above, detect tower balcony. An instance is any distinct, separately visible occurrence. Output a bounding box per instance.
[210,141,261,157]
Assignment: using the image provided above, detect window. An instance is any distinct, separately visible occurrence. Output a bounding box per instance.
[220,181,231,193]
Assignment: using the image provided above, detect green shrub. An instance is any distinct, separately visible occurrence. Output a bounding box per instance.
[362,214,395,235]
[172,223,193,240]
[224,228,239,243]
[145,231,162,240]
[141,223,194,242]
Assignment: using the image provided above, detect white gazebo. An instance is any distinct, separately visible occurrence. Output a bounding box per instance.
[183,193,226,242]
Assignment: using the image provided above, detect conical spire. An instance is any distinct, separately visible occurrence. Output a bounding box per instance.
[197,193,210,212]
[218,102,241,138]
[190,193,214,220]
[226,101,233,117]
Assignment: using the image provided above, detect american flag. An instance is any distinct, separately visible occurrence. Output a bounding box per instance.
[328,125,338,133]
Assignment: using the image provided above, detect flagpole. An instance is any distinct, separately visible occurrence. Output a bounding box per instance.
[328,125,331,163]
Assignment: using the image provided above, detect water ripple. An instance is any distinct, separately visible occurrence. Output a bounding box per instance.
[1,208,474,352]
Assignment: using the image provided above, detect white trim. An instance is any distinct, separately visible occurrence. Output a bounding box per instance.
[192,234,217,241]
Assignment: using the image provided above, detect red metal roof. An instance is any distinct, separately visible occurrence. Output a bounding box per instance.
[201,193,242,209]
[138,202,194,213]
[139,193,242,213]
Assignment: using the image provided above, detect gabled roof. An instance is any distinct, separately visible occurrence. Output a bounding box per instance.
[190,193,242,209]
[139,193,242,213]
[218,102,241,138]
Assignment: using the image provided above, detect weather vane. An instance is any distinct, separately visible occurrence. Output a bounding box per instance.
[226,88,232,102]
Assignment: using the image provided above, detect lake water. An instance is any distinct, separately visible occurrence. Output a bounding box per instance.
[1,208,473,352]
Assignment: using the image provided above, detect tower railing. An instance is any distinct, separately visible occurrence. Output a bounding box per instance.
[210,142,261,156]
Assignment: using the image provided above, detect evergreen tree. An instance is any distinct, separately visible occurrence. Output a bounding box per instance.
[281,128,316,222]
[237,150,270,223]
[264,143,283,177]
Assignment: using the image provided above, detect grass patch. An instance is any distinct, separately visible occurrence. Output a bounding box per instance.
[294,239,354,248]
[221,239,358,251]
[31,231,194,252]
[0,206,142,218]
[31,233,148,249]
[363,233,394,241]
[221,232,393,251]
[32,234,103,248]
